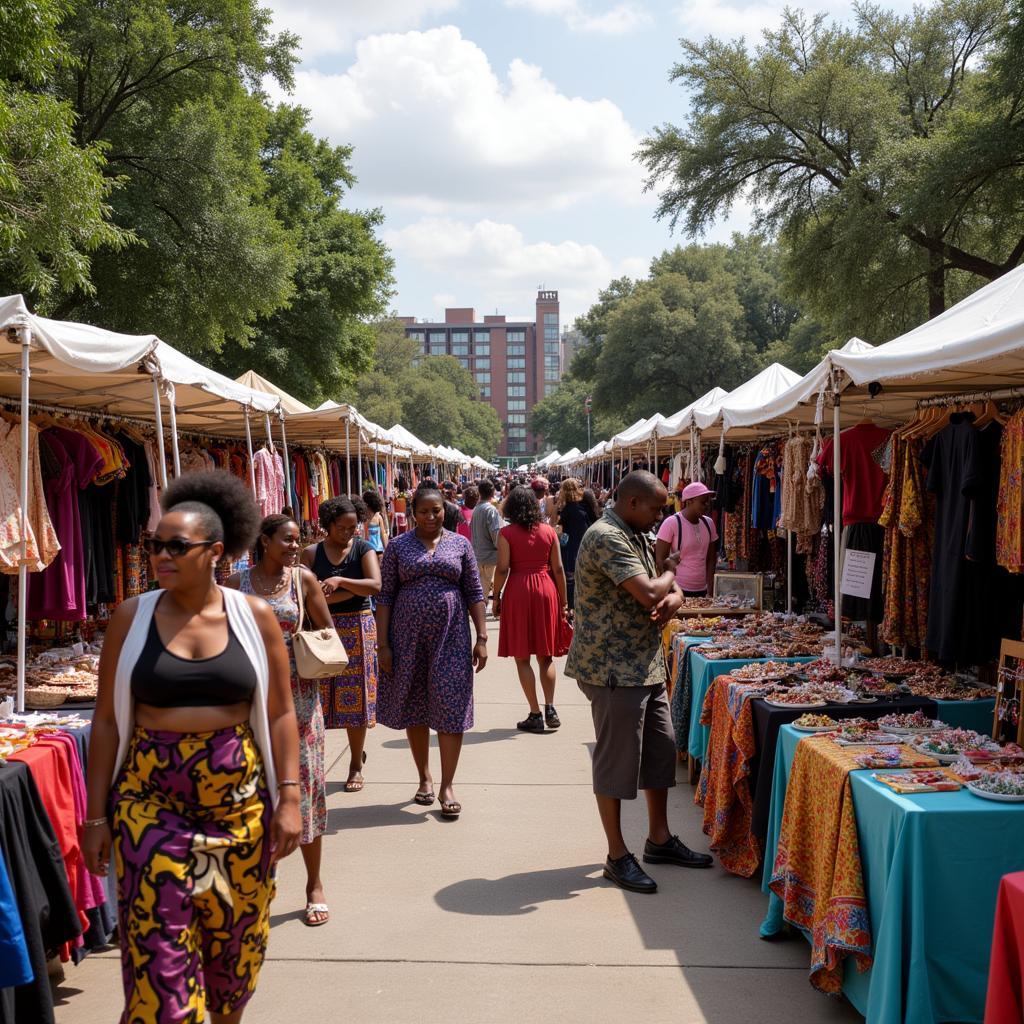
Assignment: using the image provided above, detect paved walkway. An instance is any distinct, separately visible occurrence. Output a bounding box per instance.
[56,640,863,1023]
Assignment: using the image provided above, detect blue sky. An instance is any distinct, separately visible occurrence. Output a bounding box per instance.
[263,1,911,327]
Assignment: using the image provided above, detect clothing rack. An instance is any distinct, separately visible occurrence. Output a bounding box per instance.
[918,387,1024,408]
[0,396,158,431]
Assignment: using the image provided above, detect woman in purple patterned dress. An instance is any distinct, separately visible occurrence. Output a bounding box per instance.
[375,485,488,819]
[228,514,336,927]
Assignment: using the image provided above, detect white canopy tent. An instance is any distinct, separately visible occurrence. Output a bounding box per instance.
[658,387,730,439]
[536,450,561,469]
[235,370,312,415]
[694,363,802,434]
[552,447,582,468]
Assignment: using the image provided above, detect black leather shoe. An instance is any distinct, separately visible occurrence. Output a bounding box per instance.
[603,853,658,894]
[643,835,713,868]
[517,712,545,733]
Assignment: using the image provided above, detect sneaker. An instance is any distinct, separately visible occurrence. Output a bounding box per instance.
[544,705,561,729]
[517,711,545,733]
[642,835,713,869]
[603,852,657,894]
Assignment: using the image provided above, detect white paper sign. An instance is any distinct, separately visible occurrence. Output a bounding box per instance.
[840,549,876,600]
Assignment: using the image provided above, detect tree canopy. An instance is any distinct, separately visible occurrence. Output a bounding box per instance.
[639,0,1024,340]
[0,0,394,407]
[533,235,828,449]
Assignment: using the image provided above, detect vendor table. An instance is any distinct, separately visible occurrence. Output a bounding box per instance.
[748,695,995,842]
[985,872,1024,1024]
[686,650,816,763]
[761,724,1024,1024]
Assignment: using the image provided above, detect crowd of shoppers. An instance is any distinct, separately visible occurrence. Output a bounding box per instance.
[83,463,714,1022]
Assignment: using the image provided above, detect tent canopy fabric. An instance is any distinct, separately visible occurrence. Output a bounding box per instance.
[657,387,729,439]
[0,294,281,432]
[553,447,582,466]
[695,363,801,431]
[612,414,667,449]
[235,370,311,415]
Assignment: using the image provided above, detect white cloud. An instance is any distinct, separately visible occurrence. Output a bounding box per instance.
[387,217,643,324]
[265,0,458,58]
[506,0,651,34]
[674,0,919,45]
[275,27,643,210]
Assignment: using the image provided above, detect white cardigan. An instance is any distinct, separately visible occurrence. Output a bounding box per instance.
[111,586,278,803]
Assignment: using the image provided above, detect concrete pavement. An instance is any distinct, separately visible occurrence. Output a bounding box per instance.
[55,637,863,1023]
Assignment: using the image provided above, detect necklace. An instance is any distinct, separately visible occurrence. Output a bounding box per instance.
[251,564,289,596]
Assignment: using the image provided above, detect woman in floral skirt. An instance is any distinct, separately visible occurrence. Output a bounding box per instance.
[228,513,336,926]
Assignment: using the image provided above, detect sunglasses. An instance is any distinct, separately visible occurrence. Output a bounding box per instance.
[143,538,216,558]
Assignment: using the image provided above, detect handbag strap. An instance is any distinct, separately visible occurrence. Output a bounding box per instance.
[292,566,306,631]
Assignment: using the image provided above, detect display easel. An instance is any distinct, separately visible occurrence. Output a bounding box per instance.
[993,638,1024,745]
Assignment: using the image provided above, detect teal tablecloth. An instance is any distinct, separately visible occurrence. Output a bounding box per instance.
[686,652,816,762]
[761,721,1024,1024]
[933,697,995,733]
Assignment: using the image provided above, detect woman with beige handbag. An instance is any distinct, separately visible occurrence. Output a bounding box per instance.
[228,514,337,927]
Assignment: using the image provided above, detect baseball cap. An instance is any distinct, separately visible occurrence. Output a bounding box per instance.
[681,481,715,502]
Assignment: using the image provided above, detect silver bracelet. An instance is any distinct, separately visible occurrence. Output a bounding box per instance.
[83,816,108,828]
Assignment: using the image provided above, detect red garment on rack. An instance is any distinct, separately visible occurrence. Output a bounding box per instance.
[816,423,891,526]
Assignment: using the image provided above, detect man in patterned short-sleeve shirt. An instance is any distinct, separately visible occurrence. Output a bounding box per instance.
[566,471,713,894]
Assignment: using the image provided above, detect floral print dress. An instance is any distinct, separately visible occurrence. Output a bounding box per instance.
[239,569,326,845]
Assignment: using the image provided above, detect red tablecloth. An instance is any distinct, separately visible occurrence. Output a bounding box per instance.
[986,872,1024,1024]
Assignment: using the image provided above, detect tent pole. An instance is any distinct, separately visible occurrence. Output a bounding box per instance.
[279,414,292,512]
[345,422,352,495]
[357,432,363,492]
[374,444,379,492]
[264,413,273,447]
[16,327,31,714]
[151,376,168,490]
[833,383,843,662]
[243,407,256,492]
[165,383,181,477]
[786,530,793,614]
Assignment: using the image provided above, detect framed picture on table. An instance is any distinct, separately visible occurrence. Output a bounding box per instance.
[712,572,762,611]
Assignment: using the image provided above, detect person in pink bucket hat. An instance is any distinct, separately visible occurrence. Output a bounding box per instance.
[654,481,718,596]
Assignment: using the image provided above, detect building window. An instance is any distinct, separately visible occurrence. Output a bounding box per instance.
[480,385,491,399]
[507,413,526,425]
[474,340,490,357]
[506,343,526,356]
[544,326,558,341]
[474,357,490,370]
[544,355,560,371]
[452,342,469,356]
[507,400,526,411]
[475,372,491,384]
[543,313,558,325]
[544,341,559,356]
[409,331,424,342]
[458,357,470,369]
[544,383,559,396]
[508,427,527,439]
[475,330,490,344]
[545,371,560,383]
[452,330,469,343]
[506,357,526,370]
[507,371,525,384]
[507,385,526,398]
[429,330,446,355]
[507,330,525,342]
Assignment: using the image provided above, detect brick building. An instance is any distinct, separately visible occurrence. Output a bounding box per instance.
[399,289,560,459]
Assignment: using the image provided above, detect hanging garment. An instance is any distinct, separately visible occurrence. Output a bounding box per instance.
[778,435,824,549]
[997,408,1024,573]
[0,420,60,573]
[816,423,892,526]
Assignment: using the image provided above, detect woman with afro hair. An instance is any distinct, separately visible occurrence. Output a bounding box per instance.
[83,470,301,1024]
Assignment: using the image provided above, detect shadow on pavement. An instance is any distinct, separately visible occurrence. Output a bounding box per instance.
[324,800,431,832]
[434,865,605,916]
[380,728,527,749]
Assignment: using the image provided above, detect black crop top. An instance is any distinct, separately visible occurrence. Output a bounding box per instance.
[313,539,373,613]
[131,603,257,708]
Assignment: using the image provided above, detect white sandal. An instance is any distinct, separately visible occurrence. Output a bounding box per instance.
[304,902,329,927]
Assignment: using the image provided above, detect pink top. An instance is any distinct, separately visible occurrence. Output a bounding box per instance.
[656,511,718,592]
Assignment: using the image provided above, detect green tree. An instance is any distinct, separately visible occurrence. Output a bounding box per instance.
[530,377,626,453]
[570,275,635,379]
[214,105,394,404]
[639,1,1022,340]
[48,0,299,349]
[0,0,129,300]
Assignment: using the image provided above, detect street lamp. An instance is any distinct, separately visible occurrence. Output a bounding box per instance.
[584,395,592,450]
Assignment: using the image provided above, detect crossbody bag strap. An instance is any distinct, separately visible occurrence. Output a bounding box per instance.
[293,566,306,631]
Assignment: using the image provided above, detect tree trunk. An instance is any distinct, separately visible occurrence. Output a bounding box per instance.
[926,244,945,318]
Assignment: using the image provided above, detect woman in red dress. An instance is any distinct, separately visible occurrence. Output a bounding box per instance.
[492,486,568,733]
